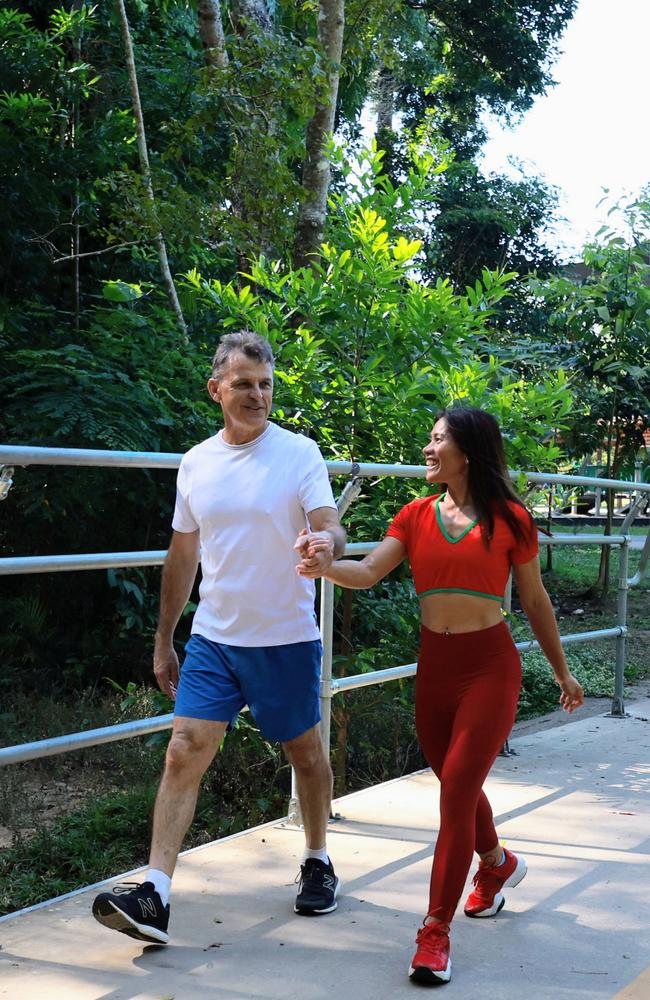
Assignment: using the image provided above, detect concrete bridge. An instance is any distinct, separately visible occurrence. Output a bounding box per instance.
[1,693,649,1000]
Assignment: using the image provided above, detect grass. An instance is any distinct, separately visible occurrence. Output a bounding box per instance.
[0,530,648,916]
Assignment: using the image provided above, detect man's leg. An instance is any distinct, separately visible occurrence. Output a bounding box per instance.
[149,715,228,873]
[282,723,332,848]
[92,716,226,943]
[283,724,339,915]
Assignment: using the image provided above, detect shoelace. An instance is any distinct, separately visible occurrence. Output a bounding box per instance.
[416,921,450,946]
[472,863,503,892]
[295,859,328,887]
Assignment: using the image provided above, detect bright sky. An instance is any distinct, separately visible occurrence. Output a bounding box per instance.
[481,0,650,260]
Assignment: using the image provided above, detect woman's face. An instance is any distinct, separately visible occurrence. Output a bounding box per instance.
[423,418,468,484]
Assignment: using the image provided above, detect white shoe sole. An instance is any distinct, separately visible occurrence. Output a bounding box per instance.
[464,854,527,918]
[408,957,452,984]
[93,901,169,944]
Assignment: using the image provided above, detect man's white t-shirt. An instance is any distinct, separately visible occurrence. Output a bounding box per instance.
[172,422,336,647]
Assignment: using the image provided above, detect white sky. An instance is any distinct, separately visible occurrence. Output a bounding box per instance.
[480,0,650,260]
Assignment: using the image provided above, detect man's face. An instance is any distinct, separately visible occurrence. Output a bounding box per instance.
[207,351,273,444]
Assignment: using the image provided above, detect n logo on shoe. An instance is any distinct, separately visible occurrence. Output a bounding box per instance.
[138,898,158,919]
[323,875,335,889]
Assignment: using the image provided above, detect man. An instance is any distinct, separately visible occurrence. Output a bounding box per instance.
[92,331,346,945]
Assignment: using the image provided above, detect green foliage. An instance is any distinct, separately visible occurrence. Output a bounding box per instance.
[182,146,572,476]
[529,195,650,472]
[517,646,641,720]
[422,160,560,288]
[343,0,577,146]
[0,784,158,915]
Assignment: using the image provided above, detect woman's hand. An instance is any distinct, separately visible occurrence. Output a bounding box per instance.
[294,527,334,578]
[558,673,584,713]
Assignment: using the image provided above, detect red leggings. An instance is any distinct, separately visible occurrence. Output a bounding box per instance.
[415,621,521,924]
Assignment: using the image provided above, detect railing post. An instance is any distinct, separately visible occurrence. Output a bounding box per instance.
[286,580,336,827]
[319,578,335,762]
[286,470,359,825]
[611,537,629,717]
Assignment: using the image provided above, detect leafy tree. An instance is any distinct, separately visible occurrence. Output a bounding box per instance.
[347,1,573,286]
[421,161,560,287]
[530,195,650,596]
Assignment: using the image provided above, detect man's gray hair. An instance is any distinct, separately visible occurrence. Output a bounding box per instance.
[211,330,275,379]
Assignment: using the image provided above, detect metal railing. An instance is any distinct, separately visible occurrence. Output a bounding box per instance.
[1,444,649,776]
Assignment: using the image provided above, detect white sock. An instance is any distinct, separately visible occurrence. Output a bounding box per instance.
[494,849,506,867]
[147,869,171,907]
[302,846,329,865]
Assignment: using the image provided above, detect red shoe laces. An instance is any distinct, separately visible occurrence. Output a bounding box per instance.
[417,921,450,946]
[472,861,504,892]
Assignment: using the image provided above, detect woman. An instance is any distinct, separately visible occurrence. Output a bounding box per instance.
[296,406,584,986]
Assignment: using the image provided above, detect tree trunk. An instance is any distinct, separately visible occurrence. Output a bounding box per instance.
[231,0,273,34]
[197,0,229,68]
[229,0,277,267]
[71,2,85,333]
[375,65,396,181]
[293,0,345,268]
[589,488,613,599]
[114,0,188,339]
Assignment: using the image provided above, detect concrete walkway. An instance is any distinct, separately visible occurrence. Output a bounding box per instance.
[1,696,649,1000]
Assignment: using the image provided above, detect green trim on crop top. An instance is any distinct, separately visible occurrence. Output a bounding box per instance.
[417,585,504,601]
[435,492,478,544]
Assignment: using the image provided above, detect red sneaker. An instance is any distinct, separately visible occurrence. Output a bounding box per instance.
[464,848,527,918]
[408,921,452,984]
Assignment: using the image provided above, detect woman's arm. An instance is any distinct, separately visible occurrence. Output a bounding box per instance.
[297,535,407,589]
[513,557,584,713]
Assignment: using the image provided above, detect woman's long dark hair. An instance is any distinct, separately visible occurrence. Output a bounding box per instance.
[437,406,535,547]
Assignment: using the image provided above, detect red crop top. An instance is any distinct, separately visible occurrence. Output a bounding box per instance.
[386,493,539,602]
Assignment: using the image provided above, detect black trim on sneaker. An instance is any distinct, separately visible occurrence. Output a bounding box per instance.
[92,881,170,944]
[408,961,452,985]
[294,858,340,915]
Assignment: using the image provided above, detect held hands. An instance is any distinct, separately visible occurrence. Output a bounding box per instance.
[153,638,180,700]
[294,527,335,578]
[558,673,584,713]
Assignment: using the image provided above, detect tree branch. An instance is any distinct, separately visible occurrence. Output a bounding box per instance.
[52,240,148,264]
[115,0,188,339]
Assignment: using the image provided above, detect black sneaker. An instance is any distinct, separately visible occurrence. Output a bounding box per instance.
[294,858,340,915]
[92,881,170,944]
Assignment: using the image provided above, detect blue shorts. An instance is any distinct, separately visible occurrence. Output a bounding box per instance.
[174,634,323,743]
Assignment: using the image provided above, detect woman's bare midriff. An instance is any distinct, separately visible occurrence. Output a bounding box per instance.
[419,592,504,634]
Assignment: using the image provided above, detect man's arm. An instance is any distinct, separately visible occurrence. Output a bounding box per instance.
[153,528,200,698]
[294,506,346,575]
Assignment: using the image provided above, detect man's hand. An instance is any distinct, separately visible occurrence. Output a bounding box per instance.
[153,637,180,699]
[294,527,335,578]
